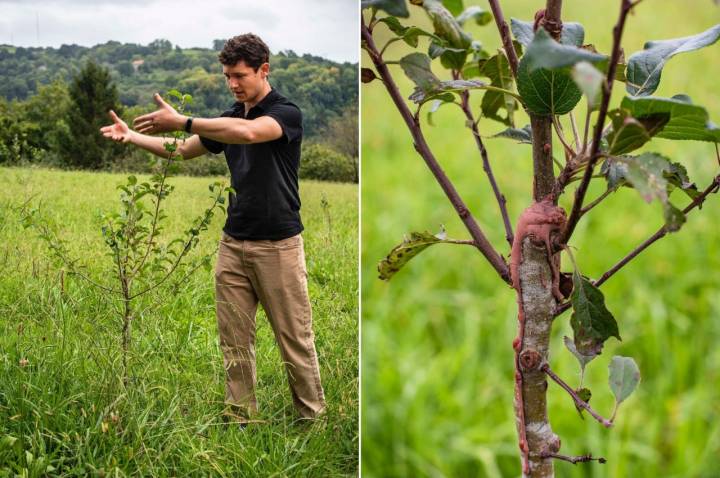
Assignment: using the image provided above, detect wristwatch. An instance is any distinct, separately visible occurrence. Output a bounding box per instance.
[184,117,194,133]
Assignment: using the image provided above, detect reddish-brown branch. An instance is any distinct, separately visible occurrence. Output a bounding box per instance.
[362,20,511,284]
[560,0,634,244]
[459,89,515,247]
[541,363,613,428]
[487,0,519,77]
[554,174,720,319]
[594,175,720,287]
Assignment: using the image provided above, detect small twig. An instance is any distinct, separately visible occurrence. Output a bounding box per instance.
[458,88,515,248]
[487,0,519,77]
[569,111,581,151]
[561,0,636,244]
[379,37,402,58]
[552,116,576,157]
[581,108,591,154]
[580,188,613,215]
[540,452,607,465]
[362,20,511,284]
[541,363,613,428]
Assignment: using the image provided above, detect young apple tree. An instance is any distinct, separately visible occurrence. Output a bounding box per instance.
[361,0,719,476]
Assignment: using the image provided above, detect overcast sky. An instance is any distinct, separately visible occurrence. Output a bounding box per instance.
[0,0,359,63]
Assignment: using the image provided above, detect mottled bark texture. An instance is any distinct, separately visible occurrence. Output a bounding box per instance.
[512,200,566,477]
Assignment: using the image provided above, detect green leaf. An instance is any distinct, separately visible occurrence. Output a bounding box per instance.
[441,0,463,16]
[510,18,585,47]
[626,24,720,96]
[378,227,454,280]
[570,273,621,358]
[605,153,687,231]
[608,356,640,404]
[378,17,439,48]
[468,53,517,125]
[620,95,720,143]
[664,162,699,199]
[361,0,409,17]
[491,125,532,144]
[516,29,604,116]
[416,0,472,50]
[563,335,597,370]
[427,98,452,126]
[574,387,592,419]
[456,6,492,26]
[400,53,440,92]
[409,79,487,104]
[571,61,604,111]
[523,29,606,72]
[606,108,670,155]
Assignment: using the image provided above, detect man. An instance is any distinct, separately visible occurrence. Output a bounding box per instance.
[100,33,326,421]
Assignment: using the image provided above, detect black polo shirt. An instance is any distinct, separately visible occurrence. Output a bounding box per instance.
[199,88,304,240]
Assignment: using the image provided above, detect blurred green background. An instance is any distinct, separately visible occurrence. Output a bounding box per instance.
[361,1,720,477]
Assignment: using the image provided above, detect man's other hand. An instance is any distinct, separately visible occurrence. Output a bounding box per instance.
[132,93,185,135]
[100,110,133,143]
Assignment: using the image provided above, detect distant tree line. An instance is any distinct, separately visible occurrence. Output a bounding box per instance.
[0,39,357,182]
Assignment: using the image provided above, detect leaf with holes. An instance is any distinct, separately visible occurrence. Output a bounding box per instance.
[378,227,456,280]
[570,274,620,358]
[626,24,720,96]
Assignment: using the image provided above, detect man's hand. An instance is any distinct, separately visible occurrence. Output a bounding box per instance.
[99,110,134,143]
[133,93,186,134]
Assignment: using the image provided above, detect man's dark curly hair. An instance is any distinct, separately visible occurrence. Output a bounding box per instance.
[218,34,270,71]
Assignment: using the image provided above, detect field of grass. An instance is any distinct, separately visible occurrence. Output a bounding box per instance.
[0,167,358,476]
[361,1,720,477]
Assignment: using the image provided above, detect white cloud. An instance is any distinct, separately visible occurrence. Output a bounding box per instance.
[0,0,359,63]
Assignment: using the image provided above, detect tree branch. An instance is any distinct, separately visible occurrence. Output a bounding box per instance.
[560,0,634,244]
[459,88,515,247]
[362,20,511,284]
[541,363,613,428]
[487,0,519,78]
[593,175,720,287]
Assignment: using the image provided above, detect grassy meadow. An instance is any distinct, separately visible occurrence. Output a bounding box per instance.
[0,167,358,476]
[361,1,720,477]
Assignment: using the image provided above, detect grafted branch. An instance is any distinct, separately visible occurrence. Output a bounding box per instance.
[362,19,511,284]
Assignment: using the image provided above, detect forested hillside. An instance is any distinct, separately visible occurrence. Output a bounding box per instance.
[0,39,358,181]
[0,39,357,137]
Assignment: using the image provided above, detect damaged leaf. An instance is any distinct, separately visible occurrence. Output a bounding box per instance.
[378,227,457,280]
[570,274,620,358]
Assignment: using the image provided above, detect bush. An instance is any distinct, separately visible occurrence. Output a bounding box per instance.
[300,143,356,183]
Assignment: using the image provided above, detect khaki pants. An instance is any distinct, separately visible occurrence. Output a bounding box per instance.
[214,232,326,418]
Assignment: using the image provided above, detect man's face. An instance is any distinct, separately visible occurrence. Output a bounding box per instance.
[222,61,269,103]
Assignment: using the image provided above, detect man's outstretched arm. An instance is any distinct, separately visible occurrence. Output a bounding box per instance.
[99,110,208,159]
[132,93,283,144]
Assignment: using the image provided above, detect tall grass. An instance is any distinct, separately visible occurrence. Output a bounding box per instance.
[361,1,720,477]
[0,167,358,477]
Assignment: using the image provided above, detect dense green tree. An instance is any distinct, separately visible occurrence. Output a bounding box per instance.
[58,60,125,168]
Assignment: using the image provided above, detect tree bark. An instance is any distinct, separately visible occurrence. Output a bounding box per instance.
[515,235,561,477]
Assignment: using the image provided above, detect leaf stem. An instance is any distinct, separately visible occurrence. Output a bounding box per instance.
[580,188,613,215]
[569,111,581,151]
[552,115,576,157]
[541,363,613,428]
